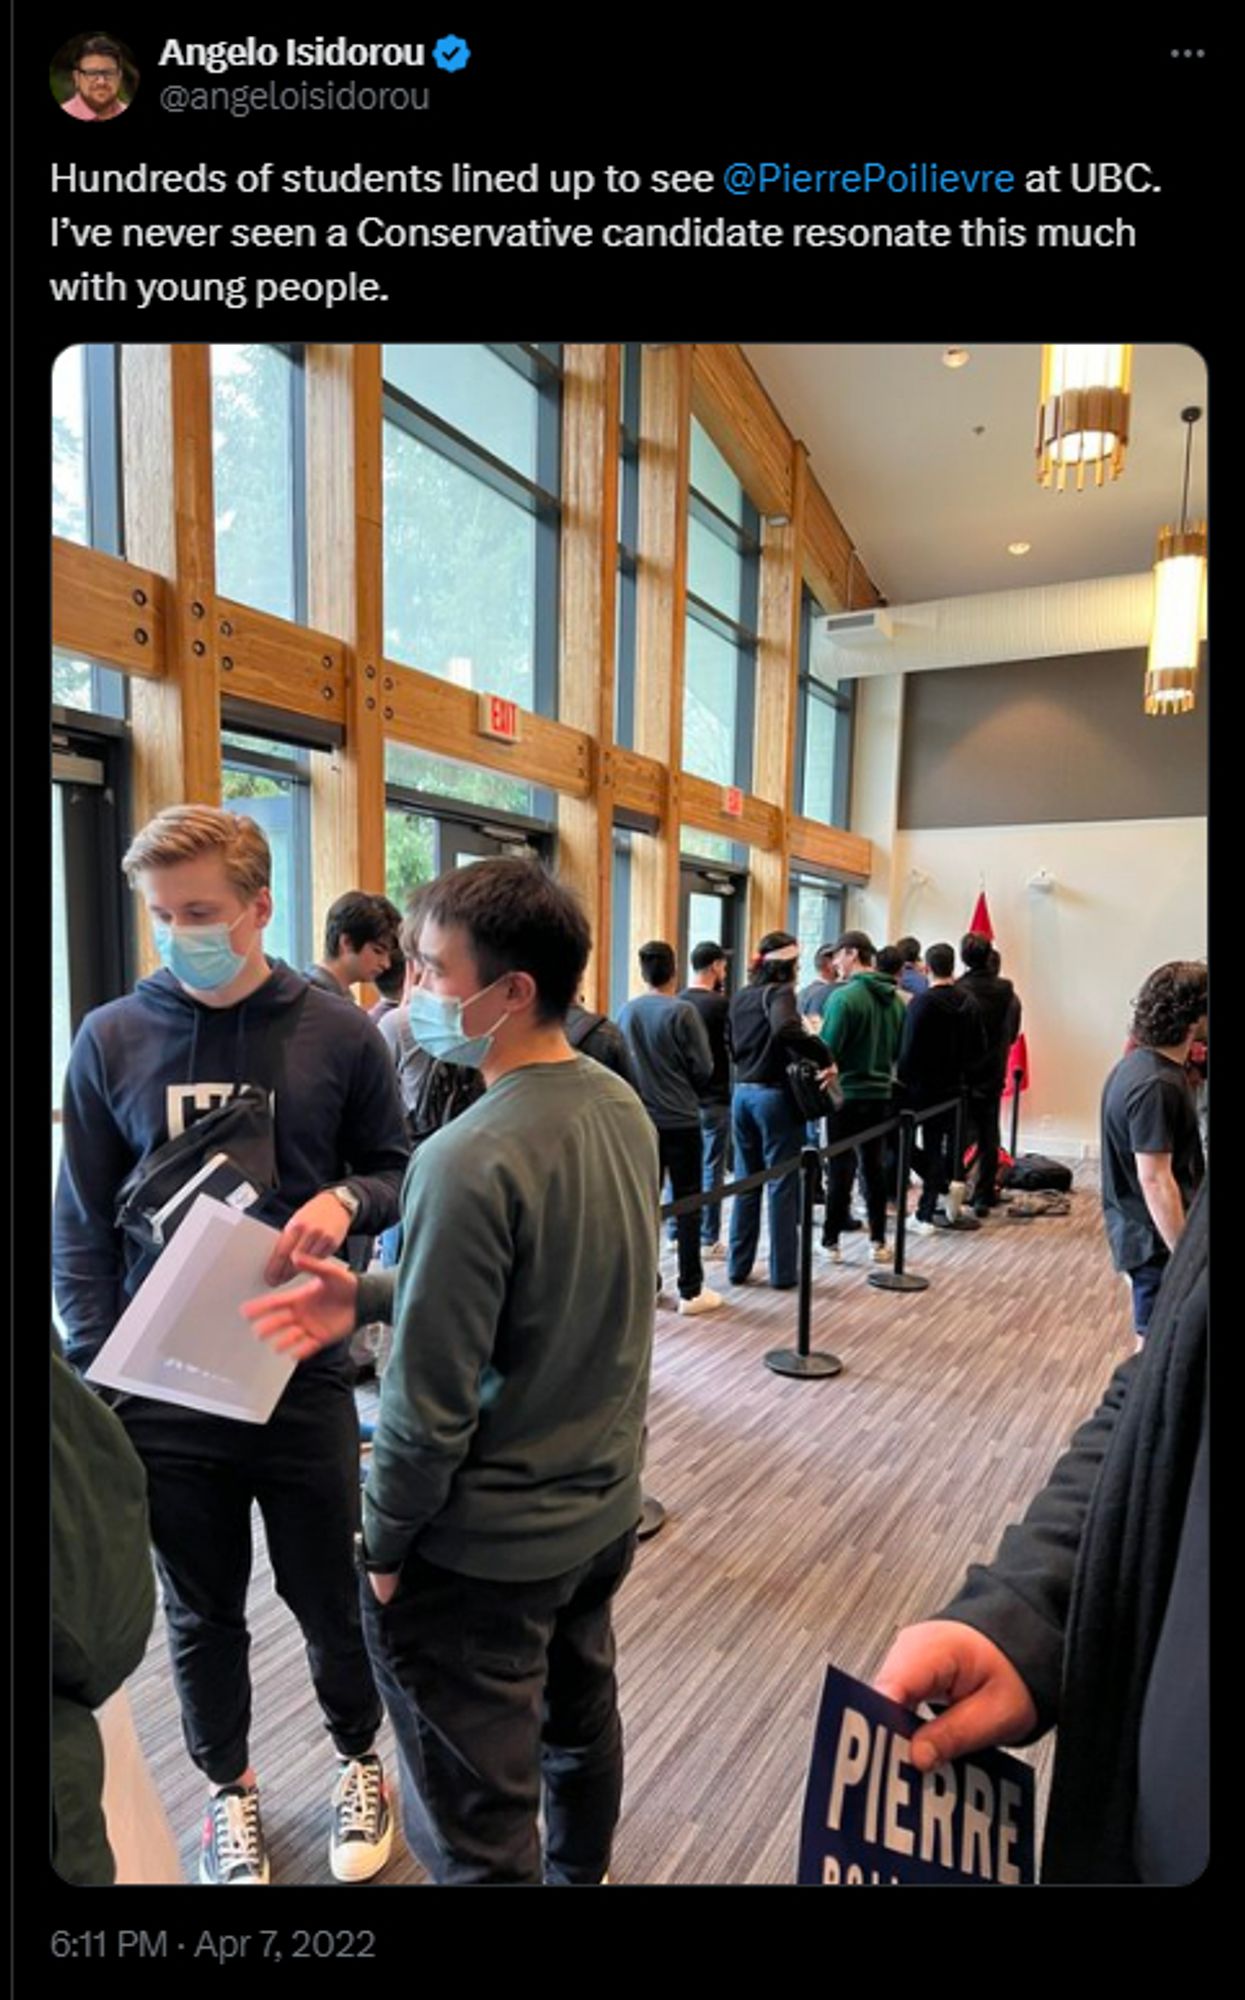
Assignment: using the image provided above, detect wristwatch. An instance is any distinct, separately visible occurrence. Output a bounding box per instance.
[353,1531,396,1576]
[329,1183,362,1224]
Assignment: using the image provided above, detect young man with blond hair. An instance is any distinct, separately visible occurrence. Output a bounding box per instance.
[53,805,410,1887]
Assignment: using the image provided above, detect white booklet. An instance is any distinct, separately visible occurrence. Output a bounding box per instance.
[86,1194,300,1424]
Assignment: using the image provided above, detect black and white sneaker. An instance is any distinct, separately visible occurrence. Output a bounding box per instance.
[330,1753,393,1882]
[200,1783,270,1885]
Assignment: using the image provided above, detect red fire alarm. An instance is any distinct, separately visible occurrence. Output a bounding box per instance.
[478,693,522,744]
[722,785,744,819]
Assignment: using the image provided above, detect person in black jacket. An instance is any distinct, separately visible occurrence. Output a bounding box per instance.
[957,931,1022,1217]
[897,942,987,1231]
[726,932,832,1289]
[875,1178,1208,1883]
[53,806,410,1889]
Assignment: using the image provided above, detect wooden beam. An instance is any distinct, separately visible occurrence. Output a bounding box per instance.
[679,774,782,854]
[556,344,619,1008]
[610,746,667,822]
[789,815,872,879]
[804,473,882,612]
[748,446,807,939]
[692,345,793,520]
[52,540,167,680]
[385,663,592,799]
[217,598,346,724]
[632,344,691,955]
[305,344,386,941]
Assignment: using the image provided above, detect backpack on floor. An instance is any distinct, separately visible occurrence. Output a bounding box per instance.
[1001,1153,1073,1192]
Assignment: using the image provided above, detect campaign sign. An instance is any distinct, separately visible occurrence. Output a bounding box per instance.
[798,1666,1036,1885]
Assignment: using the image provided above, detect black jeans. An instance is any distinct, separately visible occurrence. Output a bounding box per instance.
[911,1105,958,1221]
[118,1371,382,1785]
[968,1086,1003,1206]
[658,1123,706,1299]
[362,1529,637,1885]
[824,1099,891,1245]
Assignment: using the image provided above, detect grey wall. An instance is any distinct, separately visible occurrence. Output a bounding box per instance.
[898,647,1208,829]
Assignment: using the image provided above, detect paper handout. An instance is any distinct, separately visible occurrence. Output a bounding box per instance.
[86,1193,300,1424]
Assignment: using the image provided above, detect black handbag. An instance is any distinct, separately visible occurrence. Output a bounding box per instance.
[785,1059,844,1122]
[114,1085,279,1254]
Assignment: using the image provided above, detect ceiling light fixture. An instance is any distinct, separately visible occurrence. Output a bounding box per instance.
[942,347,970,369]
[1007,541,1031,556]
[1145,405,1206,717]
[1036,344,1132,490]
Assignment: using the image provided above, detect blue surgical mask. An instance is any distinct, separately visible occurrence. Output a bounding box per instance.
[404,978,508,1068]
[153,912,249,992]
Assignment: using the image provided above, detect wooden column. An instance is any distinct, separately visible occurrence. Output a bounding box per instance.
[557,344,619,1010]
[305,344,386,945]
[750,445,808,941]
[120,344,221,970]
[631,345,691,959]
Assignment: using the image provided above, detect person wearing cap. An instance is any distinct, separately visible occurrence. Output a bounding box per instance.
[726,932,833,1290]
[677,942,734,1258]
[618,943,723,1316]
[819,931,907,1265]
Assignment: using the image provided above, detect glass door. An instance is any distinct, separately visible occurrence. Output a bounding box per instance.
[679,864,744,994]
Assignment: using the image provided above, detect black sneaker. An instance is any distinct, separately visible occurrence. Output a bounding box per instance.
[200,1783,270,1885]
[330,1753,394,1882]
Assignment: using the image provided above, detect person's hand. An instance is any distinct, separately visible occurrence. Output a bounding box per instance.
[263,1190,356,1284]
[241,1251,359,1362]
[369,1572,399,1605]
[874,1620,1039,1772]
[817,1066,838,1089]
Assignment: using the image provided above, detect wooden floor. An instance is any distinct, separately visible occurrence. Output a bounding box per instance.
[129,1169,1132,1886]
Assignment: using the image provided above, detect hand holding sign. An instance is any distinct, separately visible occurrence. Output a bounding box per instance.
[874,1620,1039,1772]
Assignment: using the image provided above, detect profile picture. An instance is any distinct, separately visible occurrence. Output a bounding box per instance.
[50,33,139,120]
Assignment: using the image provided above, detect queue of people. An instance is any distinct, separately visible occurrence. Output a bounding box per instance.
[50,808,1208,1886]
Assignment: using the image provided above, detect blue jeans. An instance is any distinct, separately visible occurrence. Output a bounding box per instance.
[728,1083,804,1288]
[1129,1255,1168,1337]
[698,1102,733,1245]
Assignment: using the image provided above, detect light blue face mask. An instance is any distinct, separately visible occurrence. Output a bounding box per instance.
[404,977,508,1068]
[153,911,249,992]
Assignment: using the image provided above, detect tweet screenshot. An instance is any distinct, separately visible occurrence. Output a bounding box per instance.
[30,16,1214,1961]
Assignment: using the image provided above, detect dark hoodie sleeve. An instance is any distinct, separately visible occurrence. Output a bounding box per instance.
[53,1021,138,1367]
[331,1024,411,1234]
[766,982,831,1065]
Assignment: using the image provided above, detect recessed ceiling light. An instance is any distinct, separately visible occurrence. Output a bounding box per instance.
[943,347,971,369]
[1008,541,1032,556]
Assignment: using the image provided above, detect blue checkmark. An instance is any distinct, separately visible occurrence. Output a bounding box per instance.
[433,35,471,71]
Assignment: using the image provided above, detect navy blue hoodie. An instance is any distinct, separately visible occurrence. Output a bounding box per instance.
[53,961,410,1373]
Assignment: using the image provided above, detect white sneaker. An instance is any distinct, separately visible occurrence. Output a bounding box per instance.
[946,1181,967,1223]
[909,1217,936,1237]
[330,1753,394,1883]
[678,1287,724,1316]
[870,1242,893,1264]
[701,1241,727,1261]
[817,1242,843,1264]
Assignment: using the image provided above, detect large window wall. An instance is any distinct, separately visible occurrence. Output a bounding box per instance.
[795,587,855,828]
[52,344,126,717]
[212,343,307,624]
[682,418,759,790]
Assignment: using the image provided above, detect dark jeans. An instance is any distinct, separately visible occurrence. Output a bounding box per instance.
[911,1105,958,1221]
[728,1082,804,1287]
[118,1372,382,1785]
[362,1529,637,1885]
[1129,1254,1168,1336]
[659,1123,706,1299]
[824,1098,891,1245]
[698,1101,733,1244]
[968,1085,1003,1206]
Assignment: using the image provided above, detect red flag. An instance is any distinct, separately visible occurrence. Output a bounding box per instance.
[1002,1031,1029,1099]
[968,891,994,941]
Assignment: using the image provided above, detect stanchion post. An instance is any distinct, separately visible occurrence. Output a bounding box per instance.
[869,1111,929,1292]
[1009,1067,1022,1163]
[765,1146,843,1379]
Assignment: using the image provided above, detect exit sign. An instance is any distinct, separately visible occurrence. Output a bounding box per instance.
[722,785,744,818]
[477,693,522,744]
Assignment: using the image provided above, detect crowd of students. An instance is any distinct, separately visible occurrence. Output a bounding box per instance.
[51,805,1207,1887]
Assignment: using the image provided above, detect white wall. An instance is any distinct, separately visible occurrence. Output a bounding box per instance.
[885,818,1207,1157]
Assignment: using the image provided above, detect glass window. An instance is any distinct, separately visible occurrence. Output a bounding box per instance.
[792,878,844,976]
[52,344,122,553]
[383,344,539,479]
[689,420,745,527]
[683,622,740,789]
[385,808,438,911]
[682,418,759,791]
[687,514,743,622]
[680,826,740,864]
[796,588,854,826]
[801,692,840,822]
[383,344,561,717]
[212,344,305,622]
[220,731,312,970]
[52,349,88,546]
[384,742,538,819]
[53,649,126,720]
[610,828,634,1019]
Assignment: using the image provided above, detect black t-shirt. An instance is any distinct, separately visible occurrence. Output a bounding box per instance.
[677,986,732,1103]
[1100,1048,1204,1271]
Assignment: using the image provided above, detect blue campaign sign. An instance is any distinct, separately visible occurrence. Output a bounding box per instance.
[798,1666,1036,1885]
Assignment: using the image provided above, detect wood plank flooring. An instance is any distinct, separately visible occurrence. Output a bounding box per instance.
[127,1170,1133,1886]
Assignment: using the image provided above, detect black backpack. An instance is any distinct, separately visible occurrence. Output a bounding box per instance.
[1001,1153,1073,1192]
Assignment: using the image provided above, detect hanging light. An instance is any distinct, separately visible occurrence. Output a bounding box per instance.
[1145,406,1206,716]
[1035,344,1132,490]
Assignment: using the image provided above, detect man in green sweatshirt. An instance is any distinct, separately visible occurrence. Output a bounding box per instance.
[819,931,906,1264]
[244,857,659,1885]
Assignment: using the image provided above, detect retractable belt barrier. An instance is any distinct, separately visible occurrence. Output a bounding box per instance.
[658,1093,967,1384]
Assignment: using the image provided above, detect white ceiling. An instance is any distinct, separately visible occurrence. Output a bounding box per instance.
[743,344,1208,605]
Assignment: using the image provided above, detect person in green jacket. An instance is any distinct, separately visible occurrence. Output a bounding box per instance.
[52,1337,155,1885]
[818,931,906,1264]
